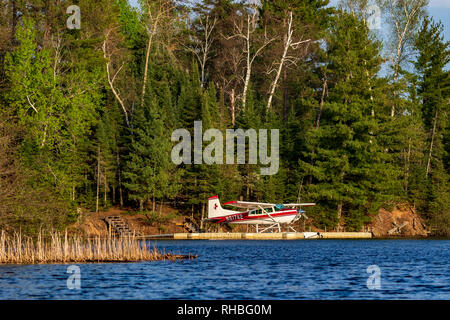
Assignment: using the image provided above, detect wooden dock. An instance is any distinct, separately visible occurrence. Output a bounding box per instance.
[142,232,372,240]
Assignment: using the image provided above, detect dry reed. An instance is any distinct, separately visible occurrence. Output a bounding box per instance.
[0,230,197,264]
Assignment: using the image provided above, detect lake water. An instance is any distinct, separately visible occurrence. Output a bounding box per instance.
[0,240,448,300]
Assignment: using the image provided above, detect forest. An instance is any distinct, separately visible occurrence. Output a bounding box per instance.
[0,0,448,235]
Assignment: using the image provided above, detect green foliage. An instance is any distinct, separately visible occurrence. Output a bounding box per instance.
[299,12,398,231]
[123,69,182,211]
[144,211,179,226]
[0,1,448,235]
[413,17,450,234]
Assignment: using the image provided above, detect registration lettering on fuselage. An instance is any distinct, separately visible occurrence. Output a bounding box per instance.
[226,213,244,222]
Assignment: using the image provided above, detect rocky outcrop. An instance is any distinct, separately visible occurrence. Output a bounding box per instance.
[369,205,429,237]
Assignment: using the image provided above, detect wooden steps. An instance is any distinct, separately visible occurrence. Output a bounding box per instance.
[104,216,141,237]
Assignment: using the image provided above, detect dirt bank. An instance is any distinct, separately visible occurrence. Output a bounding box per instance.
[70,203,430,238]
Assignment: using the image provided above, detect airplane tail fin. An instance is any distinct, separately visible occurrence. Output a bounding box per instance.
[208,195,238,218]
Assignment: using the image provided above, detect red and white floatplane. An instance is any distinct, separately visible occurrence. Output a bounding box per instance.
[204,195,315,233]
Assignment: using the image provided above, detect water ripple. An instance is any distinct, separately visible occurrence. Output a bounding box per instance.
[0,239,448,299]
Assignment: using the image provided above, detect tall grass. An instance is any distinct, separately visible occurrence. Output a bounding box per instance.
[0,230,196,264]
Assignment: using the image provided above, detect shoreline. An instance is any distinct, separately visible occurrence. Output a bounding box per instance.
[140,232,449,240]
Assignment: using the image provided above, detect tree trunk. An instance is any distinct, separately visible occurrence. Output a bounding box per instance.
[116,153,124,208]
[11,0,17,40]
[242,64,251,111]
[104,171,107,206]
[141,32,154,106]
[337,168,345,230]
[426,108,439,176]
[96,147,100,213]
[316,76,328,129]
[266,12,297,114]
[200,203,205,230]
[283,68,288,122]
[231,89,235,126]
[337,201,343,231]
[405,138,411,191]
[201,50,207,87]
[103,35,130,127]
[242,17,251,111]
[296,178,304,203]
[141,11,159,107]
[43,0,51,46]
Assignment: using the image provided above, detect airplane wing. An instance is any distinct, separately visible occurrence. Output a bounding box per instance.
[282,203,316,207]
[222,200,276,209]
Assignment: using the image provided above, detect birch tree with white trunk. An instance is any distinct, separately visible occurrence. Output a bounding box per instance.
[102,28,130,127]
[141,0,175,106]
[376,0,428,117]
[227,2,276,111]
[102,0,175,128]
[187,13,217,88]
[266,11,311,114]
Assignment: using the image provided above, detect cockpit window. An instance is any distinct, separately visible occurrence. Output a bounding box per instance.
[275,204,285,211]
[249,209,262,216]
[250,207,275,215]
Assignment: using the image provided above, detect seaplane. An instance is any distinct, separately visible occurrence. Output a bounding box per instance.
[204,195,315,233]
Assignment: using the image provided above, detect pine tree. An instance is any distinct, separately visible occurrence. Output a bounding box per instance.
[123,87,180,212]
[414,16,450,234]
[300,12,395,231]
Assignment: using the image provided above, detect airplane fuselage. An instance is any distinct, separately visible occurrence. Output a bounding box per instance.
[206,195,313,232]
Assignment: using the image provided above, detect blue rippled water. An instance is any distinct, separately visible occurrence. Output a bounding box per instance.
[0,240,448,299]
